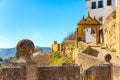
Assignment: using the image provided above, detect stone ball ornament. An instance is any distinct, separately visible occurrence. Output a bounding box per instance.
[16,39,35,59]
[104,54,112,62]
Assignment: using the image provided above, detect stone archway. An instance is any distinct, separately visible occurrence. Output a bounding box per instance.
[76,13,101,45]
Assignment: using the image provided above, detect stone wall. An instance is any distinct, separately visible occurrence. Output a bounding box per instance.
[103,11,116,51]
[31,54,50,66]
[0,66,80,80]
[1,64,120,80]
[81,45,91,55]
[37,66,80,80]
[51,41,60,52]
[84,64,120,80]
[0,67,26,80]
[112,65,120,80]
[75,53,104,70]
[85,64,112,80]
[73,42,104,70]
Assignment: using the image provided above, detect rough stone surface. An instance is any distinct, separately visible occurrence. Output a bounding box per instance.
[103,11,116,52]
[0,66,80,80]
[112,66,120,80]
[0,67,26,80]
[75,53,104,70]
[37,66,80,80]
[1,65,120,80]
[26,62,38,80]
[85,64,112,80]
[31,54,50,66]
[51,41,60,52]
[16,39,35,58]
[104,54,112,62]
[116,0,120,56]
[73,42,104,70]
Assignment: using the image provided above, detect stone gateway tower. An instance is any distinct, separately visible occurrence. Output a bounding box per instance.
[116,0,120,56]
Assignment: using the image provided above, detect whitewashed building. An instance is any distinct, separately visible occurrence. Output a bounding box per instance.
[86,0,117,24]
[84,0,117,43]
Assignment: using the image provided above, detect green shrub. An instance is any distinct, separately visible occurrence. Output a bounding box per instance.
[63,56,75,65]
[48,51,75,66]
[49,51,62,66]
[49,51,61,58]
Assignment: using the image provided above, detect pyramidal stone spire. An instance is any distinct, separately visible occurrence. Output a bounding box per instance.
[88,11,90,17]
[82,16,85,19]
[94,16,96,19]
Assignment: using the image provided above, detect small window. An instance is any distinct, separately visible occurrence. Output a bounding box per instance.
[92,2,96,9]
[107,0,112,6]
[98,1,103,8]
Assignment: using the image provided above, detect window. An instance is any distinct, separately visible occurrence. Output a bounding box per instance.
[92,2,96,9]
[98,1,103,8]
[107,0,112,6]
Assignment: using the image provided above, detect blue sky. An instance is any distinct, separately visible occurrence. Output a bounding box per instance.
[0,0,86,48]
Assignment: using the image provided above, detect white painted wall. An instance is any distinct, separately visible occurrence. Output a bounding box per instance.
[85,28,94,43]
[83,0,117,43]
[86,0,116,24]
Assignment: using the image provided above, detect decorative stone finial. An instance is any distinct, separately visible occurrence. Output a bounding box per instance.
[88,11,90,17]
[16,39,35,59]
[94,16,96,19]
[104,54,112,62]
[82,16,85,19]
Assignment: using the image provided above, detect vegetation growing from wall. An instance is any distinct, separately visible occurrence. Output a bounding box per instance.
[48,51,75,66]
[62,52,75,65]
[49,51,63,66]
[0,56,17,68]
[49,41,87,66]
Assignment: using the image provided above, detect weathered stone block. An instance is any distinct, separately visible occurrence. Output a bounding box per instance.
[37,66,80,80]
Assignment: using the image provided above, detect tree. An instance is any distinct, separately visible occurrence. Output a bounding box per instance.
[0,57,3,62]
[15,52,19,59]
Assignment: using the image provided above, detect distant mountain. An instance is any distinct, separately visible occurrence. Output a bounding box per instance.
[0,47,51,59]
[41,47,51,53]
[0,48,16,59]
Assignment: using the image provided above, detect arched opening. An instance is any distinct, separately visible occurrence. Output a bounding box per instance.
[83,28,95,43]
[77,13,101,45]
[86,28,95,43]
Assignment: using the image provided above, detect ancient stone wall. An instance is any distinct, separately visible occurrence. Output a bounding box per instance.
[1,65,120,80]
[112,65,120,80]
[31,54,50,66]
[37,66,80,80]
[73,42,104,70]
[75,52,104,70]
[85,64,112,80]
[51,41,60,52]
[0,67,26,80]
[103,11,116,51]
[81,45,91,55]
[0,66,80,80]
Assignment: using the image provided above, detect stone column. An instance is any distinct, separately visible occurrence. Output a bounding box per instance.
[77,26,83,41]
[116,0,120,56]
[82,28,86,42]
[14,39,38,80]
[26,62,38,80]
[80,27,84,42]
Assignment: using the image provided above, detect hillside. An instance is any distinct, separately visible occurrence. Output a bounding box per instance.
[0,47,51,59]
